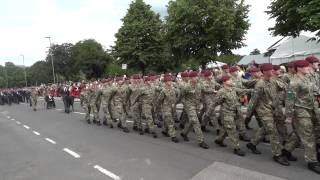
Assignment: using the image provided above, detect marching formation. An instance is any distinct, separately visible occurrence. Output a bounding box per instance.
[2,56,320,174]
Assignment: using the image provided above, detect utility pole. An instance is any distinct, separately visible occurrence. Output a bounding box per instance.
[20,54,27,87]
[45,36,56,84]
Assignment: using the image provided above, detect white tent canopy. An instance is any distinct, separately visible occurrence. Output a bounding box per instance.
[237,54,270,65]
[206,61,226,68]
[270,35,320,65]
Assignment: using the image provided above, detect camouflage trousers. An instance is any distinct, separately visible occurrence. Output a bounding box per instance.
[101,97,113,125]
[131,102,142,128]
[162,105,176,138]
[201,100,220,131]
[119,102,128,128]
[313,107,320,145]
[82,103,91,121]
[235,106,246,136]
[31,97,37,110]
[251,114,282,156]
[284,109,318,162]
[183,106,204,143]
[90,102,100,122]
[141,103,155,132]
[274,106,289,142]
[216,112,240,149]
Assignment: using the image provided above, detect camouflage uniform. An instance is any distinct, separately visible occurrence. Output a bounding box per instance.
[101,83,116,126]
[179,80,204,143]
[158,83,178,138]
[140,83,157,135]
[214,87,252,149]
[30,88,38,111]
[80,88,91,121]
[117,83,131,129]
[91,87,101,124]
[200,77,220,131]
[130,83,143,130]
[248,79,284,156]
[284,74,318,162]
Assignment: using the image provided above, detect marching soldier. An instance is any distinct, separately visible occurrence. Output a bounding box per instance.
[30,87,38,111]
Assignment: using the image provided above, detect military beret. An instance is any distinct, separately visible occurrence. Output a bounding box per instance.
[188,71,198,78]
[163,75,173,82]
[273,65,281,71]
[148,72,157,77]
[180,72,189,78]
[222,64,229,69]
[249,67,260,73]
[131,74,141,79]
[229,66,238,73]
[305,56,319,63]
[201,70,212,77]
[286,62,295,68]
[295,60,309,68]
[260,63,273,71]
[220,75,230,82]
[116,76,124,81]
[144,76,151,82]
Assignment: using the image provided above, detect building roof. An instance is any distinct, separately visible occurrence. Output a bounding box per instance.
[237,54,270,65]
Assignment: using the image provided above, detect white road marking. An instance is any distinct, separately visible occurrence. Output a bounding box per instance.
[63,148,81,159]
[94,165,121,180]
[127,120,134,123]
[56,109,63,111]
[33,131,40,136]
[16,121,21,125]
[7,116,10,119]
[45,138,57,144]
[23,125,30,129]
[73,112,85,115]
[11,118,15,121]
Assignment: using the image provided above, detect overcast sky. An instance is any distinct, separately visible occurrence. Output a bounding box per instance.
[0,0,306,66]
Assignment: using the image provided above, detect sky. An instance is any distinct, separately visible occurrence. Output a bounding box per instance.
[0,0,309,66]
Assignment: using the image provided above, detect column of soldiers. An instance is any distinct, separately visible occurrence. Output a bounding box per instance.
[10,56,318,174]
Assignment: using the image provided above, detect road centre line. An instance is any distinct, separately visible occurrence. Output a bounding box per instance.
[93,165,121,180]
[16,121,21,125]
[63,148,81,159]
[45,138,57,144]
[33,131,40,136]
[23,125,30,129]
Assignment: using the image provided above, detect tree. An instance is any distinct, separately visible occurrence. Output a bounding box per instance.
[113,0,165,74]
[3,62,25,88]
[72,39,111,79]
[164,0,250,68]
[46,43,74,80]
[267,0,320,41]
[27,61,52,86]
[250,48,261,55]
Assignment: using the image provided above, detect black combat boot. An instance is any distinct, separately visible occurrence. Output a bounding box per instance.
[180,133,189,141]
[281,149,297,161]
[123,127,130,133]
[246,143,261,154]
[273,155,290,166]
[117,123,123,129]
[87,119,91,124]
[103,121,108,126]
[201,126,211,132]
[234,149,246,156]
[144,128,150,134]
[93,119,97,124]
[96,121,101,126]
[171,137,179,143]
[152,132,158,138]
[162,131,169,137]
[179,124,185,129]
[133,125,138,131]
[214,140,227,147]
[308,162,320,174]
[109,124,113,128]
[199,141,209,149]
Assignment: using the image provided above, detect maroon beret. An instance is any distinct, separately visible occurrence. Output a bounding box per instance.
[287,62,295,68]
[305,56,319,63]
[295,60,309,68]
[131,74,141,79]
[220,75,230,82]
[273,65,281,71]
[222,64,229,70]
[229,66,238,73]
[188,71,198,78]
[181,72,189,78]
[148,72,157,77]
[260,63,273,71]
[163,75,173,82]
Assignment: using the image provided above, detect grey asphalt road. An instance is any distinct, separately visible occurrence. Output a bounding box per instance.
[0,99,319,180]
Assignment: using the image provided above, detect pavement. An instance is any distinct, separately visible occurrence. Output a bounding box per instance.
[0,99,319,180]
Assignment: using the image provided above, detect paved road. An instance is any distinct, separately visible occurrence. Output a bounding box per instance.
[0,99,319,180]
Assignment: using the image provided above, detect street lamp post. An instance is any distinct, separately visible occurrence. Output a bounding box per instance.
[20,54,27,87]
[45,36,56,84]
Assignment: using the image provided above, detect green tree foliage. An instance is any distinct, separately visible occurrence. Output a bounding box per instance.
[113,0,165,74]
[2,62,25,88]
[250,48,261,55]
[72,39,111,79]
[27,61,52,86]
[216,54,243,65]
[164,0,250,68]
[46,43,74,80]
[267,0,320,41]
